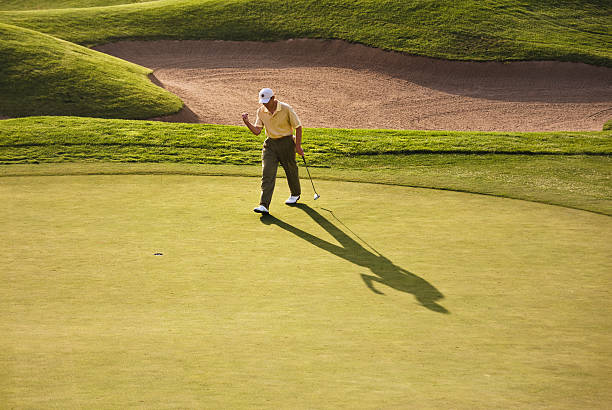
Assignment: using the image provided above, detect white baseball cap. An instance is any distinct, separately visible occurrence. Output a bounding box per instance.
[258,88,274,103]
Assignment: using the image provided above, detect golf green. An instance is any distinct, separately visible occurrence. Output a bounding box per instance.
[2,175,611,408]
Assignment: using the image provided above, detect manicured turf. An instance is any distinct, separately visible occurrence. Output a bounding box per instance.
[0,24,182,119]
[2,174,611,408]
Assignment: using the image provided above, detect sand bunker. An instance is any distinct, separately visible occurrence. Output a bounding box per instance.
[95,39,612,132]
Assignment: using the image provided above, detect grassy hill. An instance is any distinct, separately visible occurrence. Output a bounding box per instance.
[1,0,610,65]
[0,23,182,119]
[0,0,150,11]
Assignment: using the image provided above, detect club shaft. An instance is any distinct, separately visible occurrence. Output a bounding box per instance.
[301,155,319,195]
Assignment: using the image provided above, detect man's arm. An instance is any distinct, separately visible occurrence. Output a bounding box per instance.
[294,126,304,156]
[241,113,263,136]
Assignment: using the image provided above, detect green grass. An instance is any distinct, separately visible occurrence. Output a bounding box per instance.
[0,0,151,10]
[0,23,182,120]
[1,1,610,407]
[1,0,610,65]
[2,174,611,408]
[1,116,611,215]
[1,117,610,163]
[604,118,612,131]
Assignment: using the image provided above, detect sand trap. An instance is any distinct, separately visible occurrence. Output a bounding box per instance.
[94,39,612,132]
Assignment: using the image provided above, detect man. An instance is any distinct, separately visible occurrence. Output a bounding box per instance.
[242,88,304,214]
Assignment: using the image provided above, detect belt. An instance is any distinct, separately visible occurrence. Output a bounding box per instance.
[267,135,294,141]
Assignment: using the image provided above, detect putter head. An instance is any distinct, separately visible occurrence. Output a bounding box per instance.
[314,193,320,200]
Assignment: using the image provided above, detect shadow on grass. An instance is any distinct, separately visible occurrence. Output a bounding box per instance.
[261,204,449,314]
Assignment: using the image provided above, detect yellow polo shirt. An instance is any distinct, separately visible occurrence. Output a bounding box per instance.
[254,101,302,139]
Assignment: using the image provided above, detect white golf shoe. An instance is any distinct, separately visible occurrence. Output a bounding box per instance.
[253,205,269,214]
[285,195,300,205]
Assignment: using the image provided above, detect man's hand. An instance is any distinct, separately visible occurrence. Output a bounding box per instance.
[294,126,304,156]
[242,112,262,136]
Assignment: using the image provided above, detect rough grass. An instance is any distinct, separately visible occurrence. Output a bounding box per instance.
[1,117,610,165]
[1,0,610,65]
[0,23,182,119]
[1,116,611,215]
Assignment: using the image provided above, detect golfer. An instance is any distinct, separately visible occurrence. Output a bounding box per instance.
[242,88,303,214]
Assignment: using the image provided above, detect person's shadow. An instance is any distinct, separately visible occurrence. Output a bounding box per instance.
[260,204,449,314]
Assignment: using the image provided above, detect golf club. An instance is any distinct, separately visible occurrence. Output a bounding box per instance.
[301,154,320,200]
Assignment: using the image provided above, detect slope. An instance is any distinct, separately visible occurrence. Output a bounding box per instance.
[0,23,182,119]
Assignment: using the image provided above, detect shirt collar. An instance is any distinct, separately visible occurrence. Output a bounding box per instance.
[262,101,283,114]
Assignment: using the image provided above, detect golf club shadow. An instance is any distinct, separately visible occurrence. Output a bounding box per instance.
[260,204,449,314]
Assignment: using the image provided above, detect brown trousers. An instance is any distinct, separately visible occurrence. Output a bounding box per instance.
[260,136,301,209]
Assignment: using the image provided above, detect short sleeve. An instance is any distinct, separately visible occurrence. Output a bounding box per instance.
[288,106,302,128]
[254,109,263,127]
